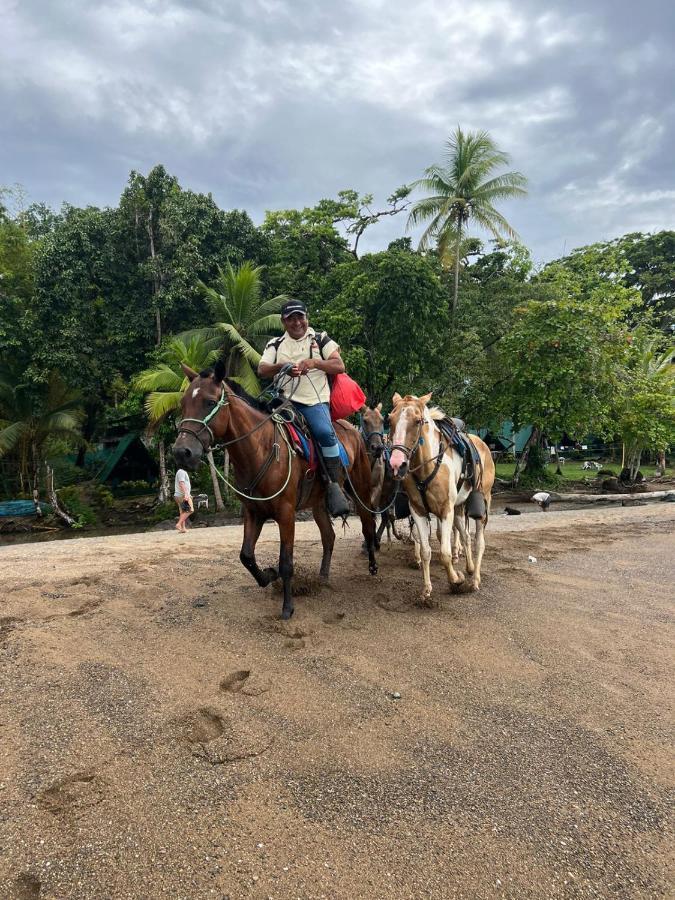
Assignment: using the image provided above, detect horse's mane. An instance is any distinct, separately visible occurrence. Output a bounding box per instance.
[428,406,446,421]
[223,377,269,412]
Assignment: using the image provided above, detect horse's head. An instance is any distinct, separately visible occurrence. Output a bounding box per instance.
[172,359,230,470]
[360,402,385,460]
[387,391,432,479]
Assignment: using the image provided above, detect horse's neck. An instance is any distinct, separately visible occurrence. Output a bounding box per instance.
[221,398,275,468]
[414,418,461,480]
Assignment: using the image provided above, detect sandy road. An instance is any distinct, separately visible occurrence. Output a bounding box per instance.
[1,503,674,899]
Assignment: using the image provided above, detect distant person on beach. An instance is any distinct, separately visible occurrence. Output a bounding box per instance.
[174,468,193,532]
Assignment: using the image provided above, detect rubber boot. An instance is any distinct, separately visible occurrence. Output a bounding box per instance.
[323,456,351,518]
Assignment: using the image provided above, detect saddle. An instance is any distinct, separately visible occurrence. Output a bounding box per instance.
[274,403,349,472]
[435,416,482,489]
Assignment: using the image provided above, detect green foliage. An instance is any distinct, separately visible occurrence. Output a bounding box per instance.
[135,335,218,424]
[320,249,449,404]
[0,363,85,487]
[58,485,98,527]
[408,127,527,311]
[93,484,115,508]
[615,334,675,473]
[191,260,286,394]
[114,479,153,497]
[496,266,636,441]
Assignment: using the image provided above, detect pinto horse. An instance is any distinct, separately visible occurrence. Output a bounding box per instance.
[388,392,495,602]
[172,360,378,619]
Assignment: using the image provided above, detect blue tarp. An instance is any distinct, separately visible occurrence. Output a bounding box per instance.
[0,500,52,518]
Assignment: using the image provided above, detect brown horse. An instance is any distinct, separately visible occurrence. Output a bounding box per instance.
[388,392,495,602]
[172,360,378,619]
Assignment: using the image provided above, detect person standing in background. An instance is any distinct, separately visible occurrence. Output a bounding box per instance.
[174,468,193,532]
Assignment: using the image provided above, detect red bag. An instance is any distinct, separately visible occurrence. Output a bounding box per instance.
[329,373,366,421]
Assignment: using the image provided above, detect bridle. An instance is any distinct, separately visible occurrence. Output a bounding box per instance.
[359,415,385,459]
[176,385,229,452]
[389,412,425,467]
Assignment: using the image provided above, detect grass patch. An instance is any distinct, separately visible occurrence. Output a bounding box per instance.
[495,461,621,483]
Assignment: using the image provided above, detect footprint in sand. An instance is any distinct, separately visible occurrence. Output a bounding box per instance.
[13,873,41,900]
[0,616,22,645]
[37,771,105,816]
[220,670,251,693]
[177,707,226,744]
[68,597,105,617]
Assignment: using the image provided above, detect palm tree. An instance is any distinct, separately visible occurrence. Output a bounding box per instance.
[134,336,226,508]
[620,336,675,480]
[0,363,84,493]
[189,260,286,394]
[407,127,527,314]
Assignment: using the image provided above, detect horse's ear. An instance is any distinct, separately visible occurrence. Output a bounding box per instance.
[375,402,382,413]
[392,392,402,405]
[213,357,226,383]
[359,403,367,414]
[181,363,198,382]
[419,392,433,405]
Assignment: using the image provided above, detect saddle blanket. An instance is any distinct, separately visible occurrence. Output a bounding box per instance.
[436,417,481,479]
[285,424,349,471]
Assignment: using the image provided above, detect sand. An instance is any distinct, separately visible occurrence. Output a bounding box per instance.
[1,503,674,899]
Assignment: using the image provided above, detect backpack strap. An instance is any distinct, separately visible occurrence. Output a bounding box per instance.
[268,335,285,363]
[315,331,332,360]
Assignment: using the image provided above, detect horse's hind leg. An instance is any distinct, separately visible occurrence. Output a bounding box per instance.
[312,501,335,580]
[239,507,277,587]
[277,511,296,619]
[453,510,474,576]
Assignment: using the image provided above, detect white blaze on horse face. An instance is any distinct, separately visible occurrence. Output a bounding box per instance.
[389,406,413,475]
[192,387,201,398]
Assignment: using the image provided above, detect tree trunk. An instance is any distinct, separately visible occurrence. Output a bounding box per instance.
[45,465,77,527]
[157,440,170,503]
[626,446,642,482]
[452,226,461,316]
[207,450,225,511]
[147,207,162,347]
[656,449,666,475]
[512,426,540,487]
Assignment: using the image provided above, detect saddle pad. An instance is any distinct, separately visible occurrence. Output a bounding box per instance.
[285,424,349,470]
[436,418,481,466]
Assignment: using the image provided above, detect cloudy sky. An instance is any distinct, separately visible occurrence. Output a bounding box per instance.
[2,0,673,263]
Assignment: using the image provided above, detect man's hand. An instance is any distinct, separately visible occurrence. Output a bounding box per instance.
[296,359,316,375]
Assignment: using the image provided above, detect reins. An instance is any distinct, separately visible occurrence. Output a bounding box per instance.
[177,384,297,503]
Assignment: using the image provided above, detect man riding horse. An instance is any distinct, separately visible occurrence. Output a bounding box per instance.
[258,299,351,518]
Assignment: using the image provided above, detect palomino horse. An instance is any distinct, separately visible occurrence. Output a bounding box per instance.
[172,360,378,619]
[388,392,495,601]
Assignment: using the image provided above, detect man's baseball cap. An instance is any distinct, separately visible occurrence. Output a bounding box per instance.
[281,300,307,319]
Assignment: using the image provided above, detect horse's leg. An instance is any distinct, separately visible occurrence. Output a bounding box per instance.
[277,510,296,619]
[312,500,335,580]
[472,499,490,591]
[453,510,474,575]
[439,512,465,589]
[239,506,277,587]
[410,510,433,601]
[349,452,378,575]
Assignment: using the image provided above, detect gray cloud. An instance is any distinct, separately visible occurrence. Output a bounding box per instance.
[1,0,673,264]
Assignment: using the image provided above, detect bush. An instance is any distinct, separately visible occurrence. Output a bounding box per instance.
[114,479,153,497]
[58,485,98,527]
[92,484,115,508]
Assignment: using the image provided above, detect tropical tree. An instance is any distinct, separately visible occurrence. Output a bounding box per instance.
[190,260,286,395]
[0,362,84,493]
[407,127,527,314]
[616,335,675,480]
[134,336,225,508]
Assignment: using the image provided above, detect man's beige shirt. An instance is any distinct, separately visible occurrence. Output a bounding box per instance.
[260,327,339,405]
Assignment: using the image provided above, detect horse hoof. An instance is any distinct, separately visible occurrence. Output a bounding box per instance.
[281,607,294,620]
[262,567,278,586]
[369,564,378,576]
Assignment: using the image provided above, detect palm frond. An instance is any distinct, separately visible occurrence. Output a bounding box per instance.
[145,390,184,423]
[0,420,27,455]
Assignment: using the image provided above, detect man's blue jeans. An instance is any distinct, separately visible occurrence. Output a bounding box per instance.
[291,401,339,457]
